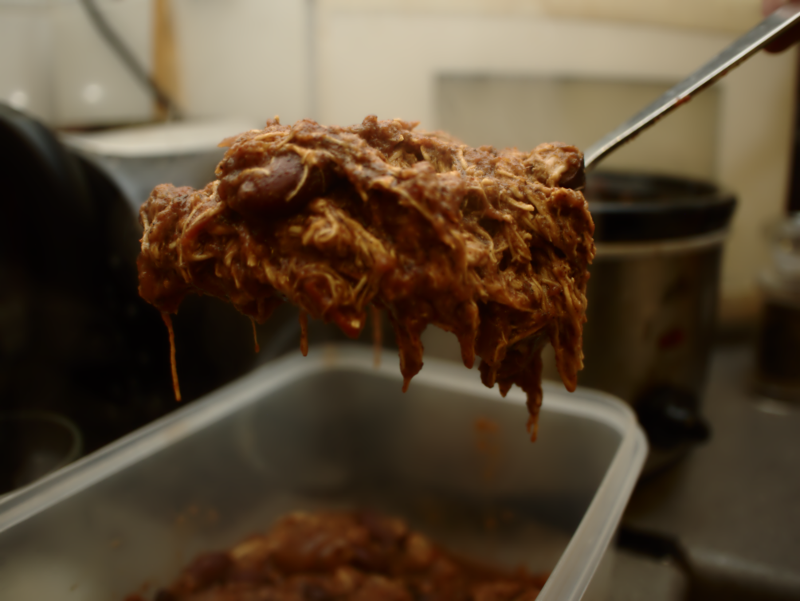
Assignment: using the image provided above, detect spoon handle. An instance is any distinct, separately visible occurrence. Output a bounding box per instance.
[583,4,800,170]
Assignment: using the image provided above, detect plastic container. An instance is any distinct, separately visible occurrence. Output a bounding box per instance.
[0,344,646,601]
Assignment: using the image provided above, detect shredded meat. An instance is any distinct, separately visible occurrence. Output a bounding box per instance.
[137,115,594,436]
[125,510,548,601]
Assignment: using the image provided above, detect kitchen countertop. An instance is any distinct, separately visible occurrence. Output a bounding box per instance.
[618,344,800,600]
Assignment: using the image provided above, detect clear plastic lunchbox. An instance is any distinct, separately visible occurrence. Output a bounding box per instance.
[0,344,646,600]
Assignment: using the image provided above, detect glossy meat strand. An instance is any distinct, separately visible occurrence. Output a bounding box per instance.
[137,115,594,434]
[125,510,547,601]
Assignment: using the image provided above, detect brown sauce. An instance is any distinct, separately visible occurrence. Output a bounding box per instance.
[137,115,594,437]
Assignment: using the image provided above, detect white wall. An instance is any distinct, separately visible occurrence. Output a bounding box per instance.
[51,0,154,126]
[0,0,310,127]
[0,3,55,122]
[170,0,310,125]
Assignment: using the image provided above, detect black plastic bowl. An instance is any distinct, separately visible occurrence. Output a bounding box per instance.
[586,171,737,242]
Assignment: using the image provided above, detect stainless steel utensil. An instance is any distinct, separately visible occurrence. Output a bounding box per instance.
[584,3,800,170]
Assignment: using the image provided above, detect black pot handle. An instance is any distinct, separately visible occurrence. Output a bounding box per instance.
[635,385,711,450]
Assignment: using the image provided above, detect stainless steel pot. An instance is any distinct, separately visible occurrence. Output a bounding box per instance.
[544,172,736,473]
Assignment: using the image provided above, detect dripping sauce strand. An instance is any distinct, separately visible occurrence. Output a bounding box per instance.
[525,351,544,442]
[251,317,260,353]
[163,308,381,403]
[371,306,382,368]
[161,312,182,401]
[299,310,309,356]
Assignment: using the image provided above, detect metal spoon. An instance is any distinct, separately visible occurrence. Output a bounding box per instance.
[583,3,800,170]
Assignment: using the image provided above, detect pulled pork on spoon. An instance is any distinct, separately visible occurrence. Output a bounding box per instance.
[137,115,594,438]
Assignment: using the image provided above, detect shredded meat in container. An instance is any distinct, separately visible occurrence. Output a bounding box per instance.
[137,115,595,437]
[125,510,549,601]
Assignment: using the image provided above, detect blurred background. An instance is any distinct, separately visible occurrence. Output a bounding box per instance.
[1,2,800,599]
